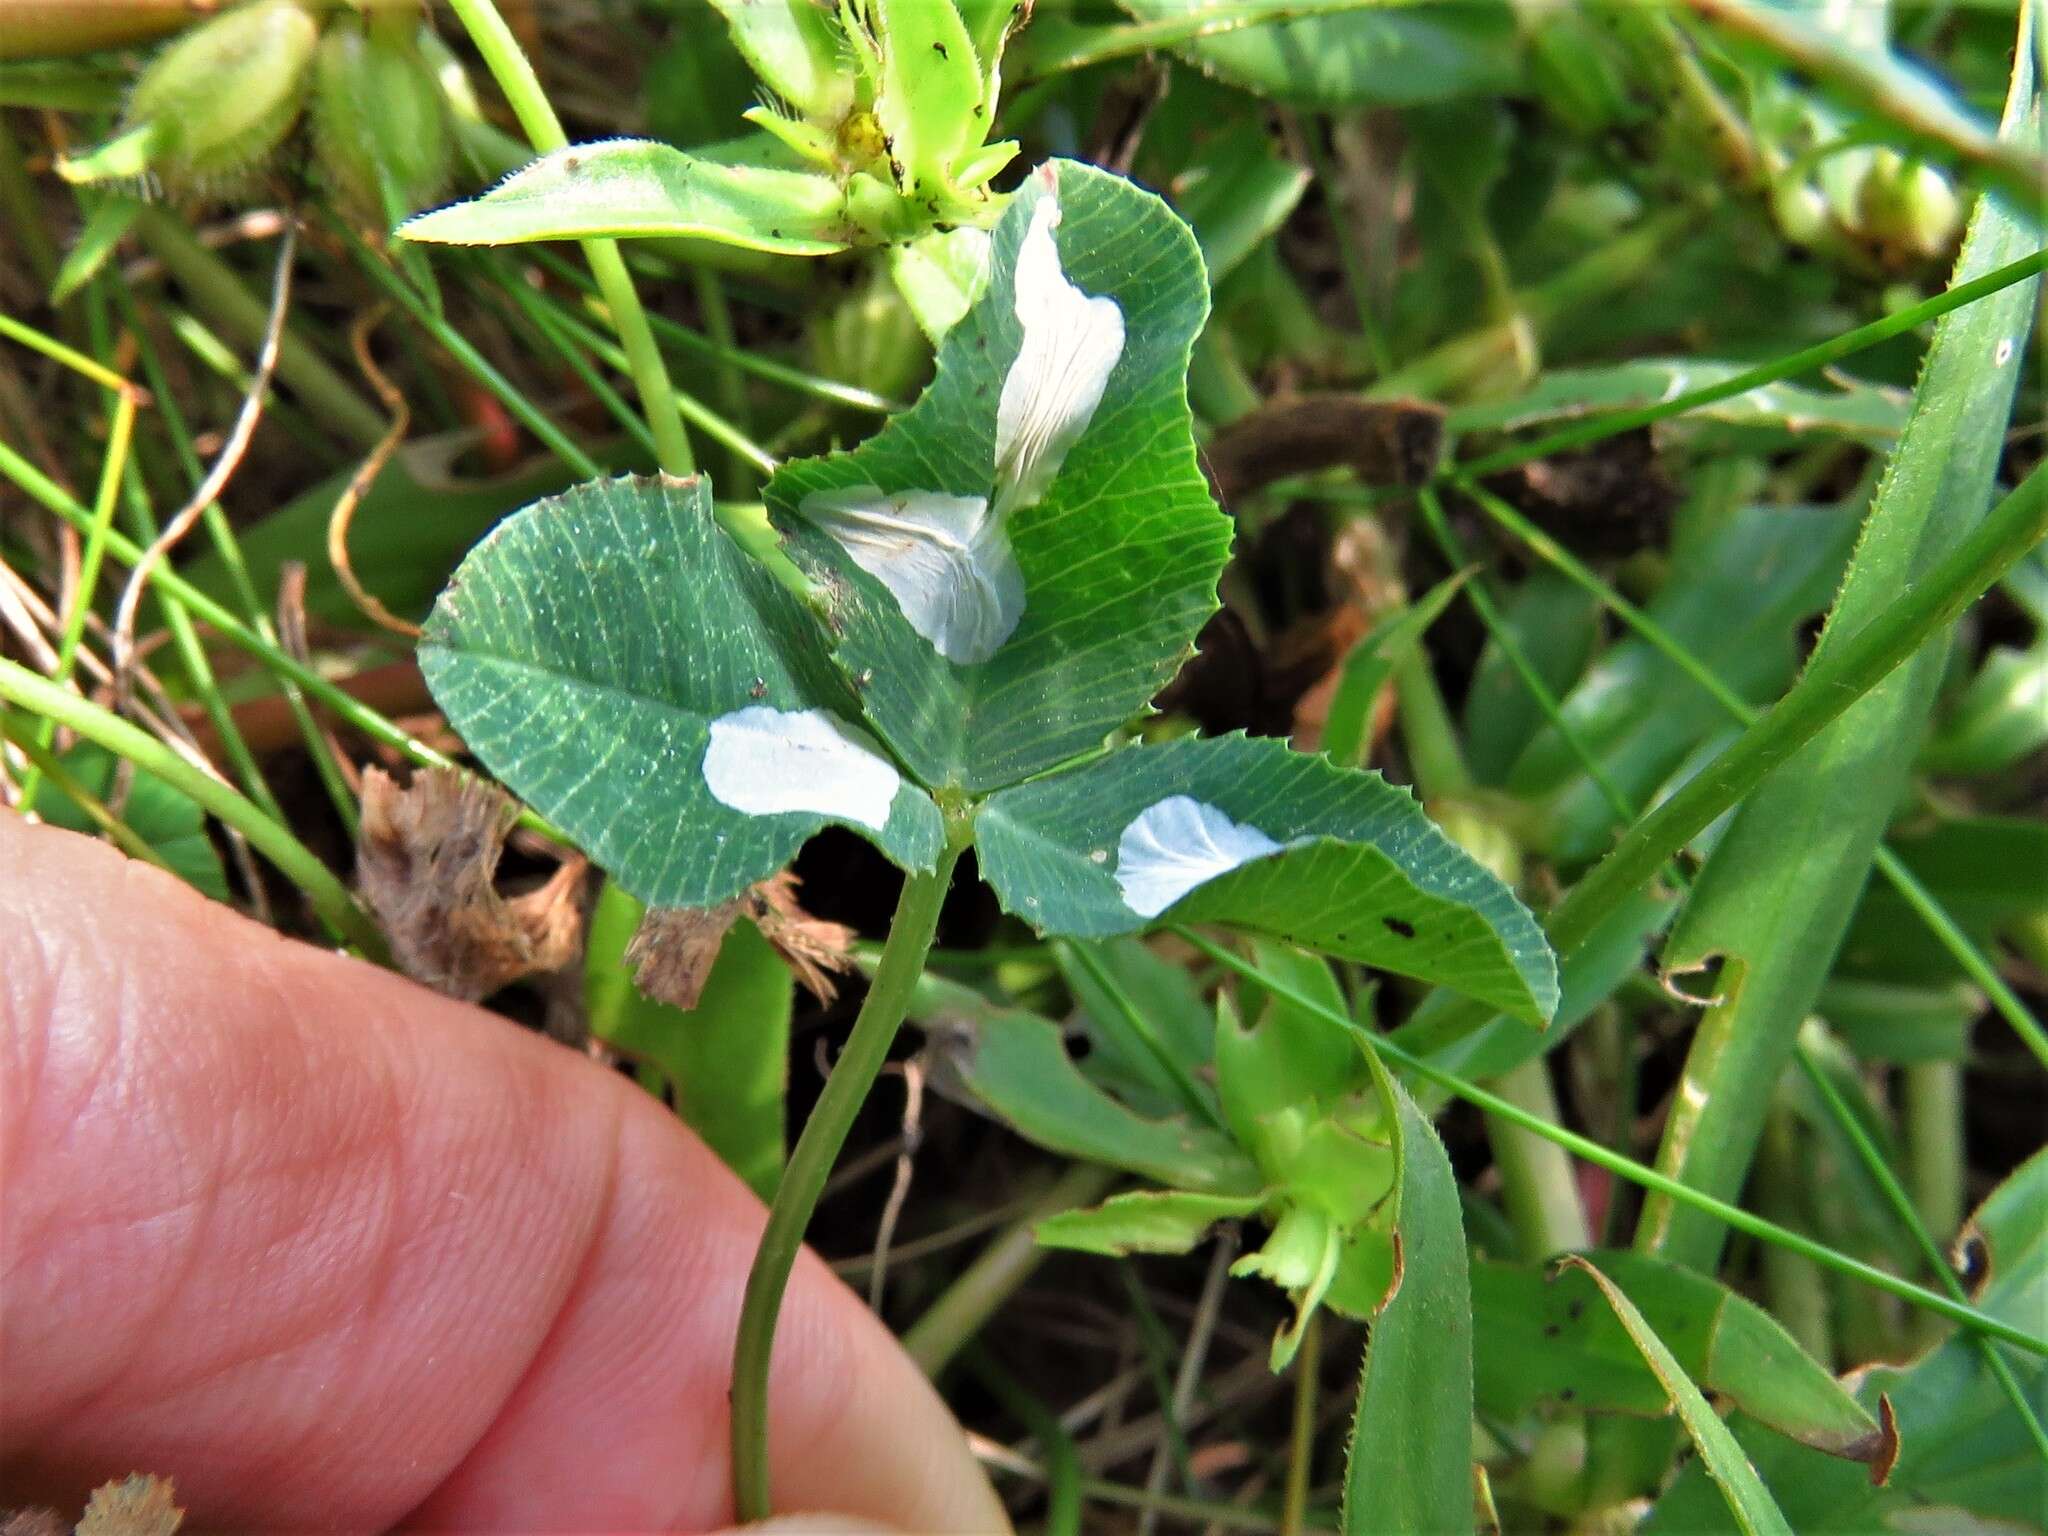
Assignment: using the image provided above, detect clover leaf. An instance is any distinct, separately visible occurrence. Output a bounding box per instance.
[418,473,943,910]
[769,158,1230,790]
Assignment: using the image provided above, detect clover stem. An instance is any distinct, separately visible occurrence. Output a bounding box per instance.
[730,835,967,1519]
[440,0,696,479]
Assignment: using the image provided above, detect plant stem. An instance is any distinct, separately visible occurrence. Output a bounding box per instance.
[4,445,458,777]
[903,1160,1121,1376]
[1174,927,2048,1357]
[1753,1097,1833,1366]
[440,0,695,477]
[130,207,387,449]
[1280,1307,1321,1536]
[1485,1057,1591,1262]
[0,657,383,957]
[0,711,176,875]
[1901,1059,1965,1252]
[525,247,902,416]
[335,222,602,480]
[730,837,966,1519]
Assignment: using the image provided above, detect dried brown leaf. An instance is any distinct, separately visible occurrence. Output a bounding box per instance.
[750,870,856,1004]
[74,1476,183,1536]
[625,899,745,1012]
[626,871,855,1012]
[356,767,584,1001]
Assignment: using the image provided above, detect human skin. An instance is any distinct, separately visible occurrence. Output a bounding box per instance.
[0,814,1008,1533]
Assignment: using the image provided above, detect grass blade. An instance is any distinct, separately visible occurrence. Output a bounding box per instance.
[1559,1257,1797,1536]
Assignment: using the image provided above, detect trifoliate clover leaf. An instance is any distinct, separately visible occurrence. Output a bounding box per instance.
[768,158,1230,792]
[418,473,943,910]
[975,733,1559,1026]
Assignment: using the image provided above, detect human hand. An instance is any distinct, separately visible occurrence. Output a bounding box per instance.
[0,815,1007,1533]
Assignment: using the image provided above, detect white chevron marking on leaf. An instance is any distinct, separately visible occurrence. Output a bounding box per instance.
[702,705,901,829]
[800,484,1025,664]
[994,179,1125,518]
[1115,795,1282,919]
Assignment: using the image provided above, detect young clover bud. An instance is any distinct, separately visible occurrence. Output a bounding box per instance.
[115,0,320,192]
[310,19,455,224]
[1769,175,1831,250]
[1855,150,1963,267]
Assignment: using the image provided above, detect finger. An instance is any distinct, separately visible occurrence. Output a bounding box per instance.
[0,817,1006,1533]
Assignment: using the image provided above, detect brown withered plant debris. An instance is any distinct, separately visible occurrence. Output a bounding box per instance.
[0,1509,66,1536]
[74,1476,183,1536]
[1201,395,1445,507]
[1477,426,1678,559]
[1291,517,1407,754]
[356,766,585,1002]
[627,871,856,1012]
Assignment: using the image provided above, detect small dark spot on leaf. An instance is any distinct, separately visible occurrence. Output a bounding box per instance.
[1953,1227,1991,1297]
[932,40,948,56]
[770,227,783,239]
[1383,916,1417,939]
[1567,1297,1586,1321]
[750,676,768,699]
[1543,1322,1561,1337]
[563,155,581,172]
[1559,1387,1577,1403]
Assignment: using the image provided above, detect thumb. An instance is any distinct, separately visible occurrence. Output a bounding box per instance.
[0,814,1007,1533]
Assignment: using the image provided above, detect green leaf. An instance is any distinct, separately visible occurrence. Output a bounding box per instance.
[1922,637,2048,775]
[888,225,993,343]
[706,0,853,124]
[1214,942,1362,1149]
[869,0,986,198]
[401,140,852,255]
[1056,937,1218,1122]
[1560,1257,1796,1536]
[976,733,1559,1026]
[1173,129,1311,284]
[1460,569,1602,786]
[767,158,1230,791]
[1638,9,2043,1273]
[1449,360,1912,443]
[902,970,1262,1193]
[1036,1187,1265,1256]
[1122,0,1520,108]
[186,434,601,632]
[1838,816,2048,986]
[1473,1251,1892,1468]
[1321,571,1471,769]
[1342,1045,1476,1535]
[1644,1150,2048,1534]
[51,194,141,304]
[1507,501,1862,864]
[1816,977,1976,1063]
[585,881,790,1199]
[29,742,229,903]
[1393,884,1676,1102]
[1238,1202,1342,1370]
[418,473,945,909]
